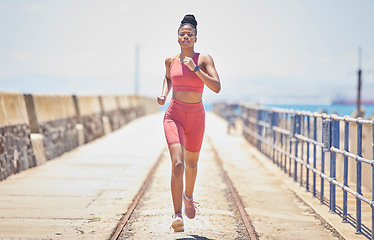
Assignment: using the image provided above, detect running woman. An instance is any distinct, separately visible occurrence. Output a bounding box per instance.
[157,14,221,232]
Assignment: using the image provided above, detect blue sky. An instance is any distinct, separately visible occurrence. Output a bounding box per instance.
[0,0,373,104]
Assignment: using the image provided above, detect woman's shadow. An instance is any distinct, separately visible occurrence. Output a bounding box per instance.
[177,235,215,240]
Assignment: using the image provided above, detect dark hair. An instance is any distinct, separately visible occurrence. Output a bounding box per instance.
[179,14,197,35]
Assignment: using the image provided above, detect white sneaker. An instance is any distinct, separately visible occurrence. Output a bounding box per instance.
[171,212,184,232]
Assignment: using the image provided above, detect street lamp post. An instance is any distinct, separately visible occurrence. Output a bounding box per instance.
[356,47,363,117]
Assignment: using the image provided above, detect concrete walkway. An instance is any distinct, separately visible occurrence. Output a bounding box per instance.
[0,111,363,239]
[206,114,342,240]
[0,113,166,239]
[119,139,249,239]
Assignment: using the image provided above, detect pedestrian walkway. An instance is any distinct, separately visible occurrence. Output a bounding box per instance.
[119,140,249,239]
[206,114,342,240]
[0,113,165,239]
[0,111,357,239]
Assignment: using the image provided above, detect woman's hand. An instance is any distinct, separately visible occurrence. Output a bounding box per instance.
[157,95,166,105]
[182,56,196,71]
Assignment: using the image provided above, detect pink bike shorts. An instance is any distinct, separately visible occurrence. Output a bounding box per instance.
[163,98,205,152]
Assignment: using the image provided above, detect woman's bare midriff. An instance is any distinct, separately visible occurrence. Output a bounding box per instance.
[172,91,203,103]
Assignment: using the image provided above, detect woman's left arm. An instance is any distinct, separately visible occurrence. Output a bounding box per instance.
[184,54,221,93]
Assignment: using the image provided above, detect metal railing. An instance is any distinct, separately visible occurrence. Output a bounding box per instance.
[213,102,374,239]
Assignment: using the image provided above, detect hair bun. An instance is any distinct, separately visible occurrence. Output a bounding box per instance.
[181,14,197,28]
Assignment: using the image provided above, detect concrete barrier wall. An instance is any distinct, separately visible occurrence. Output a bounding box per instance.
[0,92,159,181]
[0,92,36,180]
[30,94,79,161]
[100,96,121,132]
[0,92,29,125]
[117,95,132,125]
[75,96,105,143]
[32,95,77,123]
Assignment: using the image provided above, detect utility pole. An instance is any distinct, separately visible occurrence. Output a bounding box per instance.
[356,47,362,117]
[134,44,140,95]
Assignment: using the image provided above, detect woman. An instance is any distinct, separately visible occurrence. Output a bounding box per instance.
[157,14,221,232]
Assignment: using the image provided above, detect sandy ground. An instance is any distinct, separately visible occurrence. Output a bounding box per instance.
[119,140,249,240]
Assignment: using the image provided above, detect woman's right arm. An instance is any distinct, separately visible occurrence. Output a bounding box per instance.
[157,57,173,105]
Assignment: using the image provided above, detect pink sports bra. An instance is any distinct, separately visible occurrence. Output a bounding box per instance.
[170,53,204,93]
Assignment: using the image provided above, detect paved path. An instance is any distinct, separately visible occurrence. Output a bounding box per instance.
[206,114,341,240]
[119,140,248,239]
[0,113,165,239]
[0,111,364,239]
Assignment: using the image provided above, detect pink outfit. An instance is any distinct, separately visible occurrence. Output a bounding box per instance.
[163,53,205,152]
[170,53,204,93]
[164,98,205,152]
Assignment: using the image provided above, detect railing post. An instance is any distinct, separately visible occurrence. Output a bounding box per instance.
[322,118,332,205]
[342,119,349,223]
[330,117,339,213]
[243,106,247,140]
[280,113,284,170]
[306,115,310,191]
[289,113,296,177]
[300,115,304,187]
[250,108,255,144]
[257,109,262,150]
[313,116,317,197]
[293,114,301,182]
[265,110,270,157]
[356,118,363,234]
[321,147,326,204]
[244,106,247,139]
[246,107,251,143]
[266,110,271,157]
[270,111,278,164]
[322,119,331,152]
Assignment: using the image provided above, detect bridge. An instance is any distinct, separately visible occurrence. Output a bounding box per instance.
[0,92,373,239]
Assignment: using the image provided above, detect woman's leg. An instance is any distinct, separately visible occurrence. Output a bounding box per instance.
[184,149,200,198]
[169,144,185,214]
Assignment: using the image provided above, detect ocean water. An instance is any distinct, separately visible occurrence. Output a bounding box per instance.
[159,102,374,119]
[263,104,374,119]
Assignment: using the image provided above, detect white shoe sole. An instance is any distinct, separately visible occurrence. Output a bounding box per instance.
[171,219,184,232]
